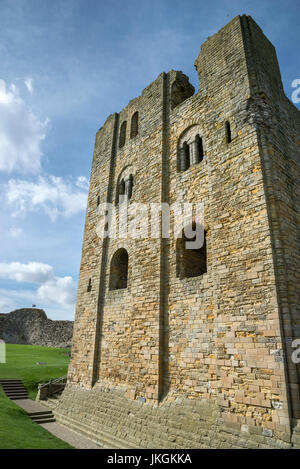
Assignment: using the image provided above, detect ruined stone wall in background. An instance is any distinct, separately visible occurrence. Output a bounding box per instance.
[0,309,73,348]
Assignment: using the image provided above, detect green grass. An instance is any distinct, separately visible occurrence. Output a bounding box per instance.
[0,344,73,449]
[0,389,72,449]
[0,343,70,399]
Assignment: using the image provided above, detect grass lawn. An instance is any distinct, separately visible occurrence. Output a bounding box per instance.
[0,344,73,449]
[0,343,70,399]
[0,389,72,449]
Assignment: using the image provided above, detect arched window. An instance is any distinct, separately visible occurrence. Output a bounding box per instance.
[179,141,190,171]
[116,178,125,204]
[116,175,133,204]
[87,278,92,292]
[109,248,128,290]
[195,134,204,163]
[128,174,133,199]
[225,121,232,144]
[176,226,207,279]
[119,121,127,148]
[130,112,139,139]
[177,126,205,172]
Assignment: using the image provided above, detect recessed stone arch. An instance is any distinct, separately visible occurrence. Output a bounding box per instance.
[109,248,129,290]
[119,121,127,148]
[115,165,136,205]
[176,222,207,279]
[177,125,205,172]
[130,111,139,139]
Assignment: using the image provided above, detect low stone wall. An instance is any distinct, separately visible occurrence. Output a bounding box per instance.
[0,308,73,348]
[50,383,300,449]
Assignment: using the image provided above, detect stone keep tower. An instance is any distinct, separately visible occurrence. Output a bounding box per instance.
[55,15,300,448]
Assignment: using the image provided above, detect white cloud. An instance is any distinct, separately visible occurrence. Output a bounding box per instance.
[0,288,36,313]
[0,261,54,283]
[9,227,23,238]
[6,175,88,221]
[0,261,76,309]
[0,287,75,319]
[0,294,18,314]
[0,78,48,173]
[24,77,34,95]
[37,276,76,306]
[75,176,89,190]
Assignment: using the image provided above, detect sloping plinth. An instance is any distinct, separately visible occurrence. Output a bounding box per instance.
[45,384,299,449]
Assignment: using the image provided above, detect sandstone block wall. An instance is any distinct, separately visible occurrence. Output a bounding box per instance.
[52,384,300,448]
[60,15,300,447]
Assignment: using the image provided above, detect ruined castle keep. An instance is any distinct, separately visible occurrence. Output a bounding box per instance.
[52,16,300,448]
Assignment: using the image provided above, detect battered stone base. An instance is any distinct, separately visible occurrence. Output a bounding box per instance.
[47,384,300,449]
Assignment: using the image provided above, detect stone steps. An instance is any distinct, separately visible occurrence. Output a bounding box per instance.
[28,410,56,424]
[0,378,28,399]
[1,379,57,424]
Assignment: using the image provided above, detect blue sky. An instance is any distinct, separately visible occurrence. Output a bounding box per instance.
[0,0,299,320]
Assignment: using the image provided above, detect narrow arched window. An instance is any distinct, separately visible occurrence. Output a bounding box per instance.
[116,178,125,204]
[178,141,190,172]
[97,195,100,206]
[195,134,204,163]
[127,174,133,199]
[116,175,133,204]
[176,227,207,279]
[130,112,138,139]
[178,127,205,172]
[87,278,92,292]
[225,121,232,144]
[119,121,127,148]
[120,179,125,195]
[109,248,128,290]
[184,142,190,169]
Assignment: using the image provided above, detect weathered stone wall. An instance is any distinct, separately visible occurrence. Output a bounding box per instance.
[0,309,73,348]
[241,16,300,421]
[61,15,300,447]
[51,384,299,448]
